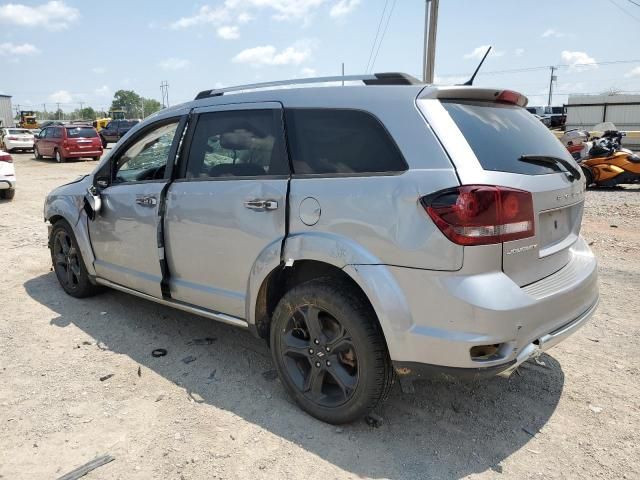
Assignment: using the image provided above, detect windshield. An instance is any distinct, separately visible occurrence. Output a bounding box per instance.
[443,101,574,175]
[66,127,97,138]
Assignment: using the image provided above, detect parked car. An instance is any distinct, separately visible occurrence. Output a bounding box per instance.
[35,125,103,163]
[39,120,65,130]
[533,114,552,128]
[0,127,35,152]
[0,149,16,200]
[44,73,599,424]
[99,119,140,148]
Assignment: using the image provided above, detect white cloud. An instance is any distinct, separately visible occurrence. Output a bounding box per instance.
[542,28,566,38]
[48,90,73,104]
[330,0,360,17]
[561,50,597,71]
[515,48,525,57]
[237,12,252,23]
[217,25,240,39]
[92,66,106,74]
[95,85,110,96]
[463,45,504,60]
[233,43,311,67]
[300,67,317,77]
[0,1,79,30]
[0,42,39,56]
[158,57,190,70]
[624,66,640,78]
[171,5,229,28]
[433,74,467,85]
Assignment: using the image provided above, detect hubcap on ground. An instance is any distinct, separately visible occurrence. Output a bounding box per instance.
[280,305,359,407]
[53,231,81,290]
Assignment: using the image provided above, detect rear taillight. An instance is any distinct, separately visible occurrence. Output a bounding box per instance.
[420,185,535,246]
[7,136,18,140]
[0,153,13,163]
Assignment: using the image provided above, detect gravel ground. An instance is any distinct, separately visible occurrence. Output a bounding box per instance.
[0,152,638,480]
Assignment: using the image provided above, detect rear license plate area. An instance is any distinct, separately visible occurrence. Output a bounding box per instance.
[538,203,582,250]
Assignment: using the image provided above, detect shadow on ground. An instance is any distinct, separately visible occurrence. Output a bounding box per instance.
[25,272,564,480]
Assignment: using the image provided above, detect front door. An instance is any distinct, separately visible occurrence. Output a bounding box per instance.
[88,116,185,297]
[164,103,290,318]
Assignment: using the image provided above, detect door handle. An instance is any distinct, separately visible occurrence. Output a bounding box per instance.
[136,196,157,207]
[244,199,278,210]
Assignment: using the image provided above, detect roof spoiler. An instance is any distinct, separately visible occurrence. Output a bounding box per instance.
[419,86,528,107]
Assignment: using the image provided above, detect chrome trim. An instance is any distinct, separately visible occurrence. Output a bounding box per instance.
[95,277,249,329]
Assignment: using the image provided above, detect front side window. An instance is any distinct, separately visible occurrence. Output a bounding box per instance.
[285,109,407,175]
[113,121,179,184]
[185,109,289,179]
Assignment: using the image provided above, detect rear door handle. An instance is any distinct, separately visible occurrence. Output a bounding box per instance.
[244,199,278,210]
[136,196,157,207]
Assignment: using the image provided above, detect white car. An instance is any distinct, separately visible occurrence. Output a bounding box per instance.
[0,150,16,200]
[0,127,35,153]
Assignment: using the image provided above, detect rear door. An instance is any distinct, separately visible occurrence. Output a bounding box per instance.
[164,102,290,318]
[419,95,585,286]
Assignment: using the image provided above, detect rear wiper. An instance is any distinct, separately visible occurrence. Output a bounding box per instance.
[519,155,581,182]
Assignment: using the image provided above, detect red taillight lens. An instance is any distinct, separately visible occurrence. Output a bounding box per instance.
[7,136,18,140]
[420,185,535,246]
[0,153,13,163]
[496,90,526,106]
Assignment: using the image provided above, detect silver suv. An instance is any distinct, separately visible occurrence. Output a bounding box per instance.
[44,73,599,424]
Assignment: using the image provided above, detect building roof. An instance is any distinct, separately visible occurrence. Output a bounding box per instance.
[0,94,12,98]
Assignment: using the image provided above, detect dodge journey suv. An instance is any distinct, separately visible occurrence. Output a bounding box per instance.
[44,73,599,424]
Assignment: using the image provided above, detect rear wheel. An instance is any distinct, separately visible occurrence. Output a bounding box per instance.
[50,220,102,298]
[92,156,100,161]
[0,189,15,200]
[55,149,65,163]
[270,278,392,424]
[581,165,594,187]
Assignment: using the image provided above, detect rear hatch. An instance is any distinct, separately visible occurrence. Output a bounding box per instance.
[7,129,34,143]
[418,89,584,286]
[65,126,101,152]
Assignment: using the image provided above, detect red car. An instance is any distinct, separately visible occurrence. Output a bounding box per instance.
[34,124,103,163]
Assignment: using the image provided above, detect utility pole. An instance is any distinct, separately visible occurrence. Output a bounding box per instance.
[160,81,170,108]
[423,0,439,83]
[56,103,61,120]
[43,103,47,120]
[79,101,84,119]
[342,62,345,86]
[548,66,557,106]
[141,99,145,119]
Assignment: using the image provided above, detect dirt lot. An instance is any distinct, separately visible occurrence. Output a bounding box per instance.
[1,151,638,480]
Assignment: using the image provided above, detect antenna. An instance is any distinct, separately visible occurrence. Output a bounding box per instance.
[462,46,492,86]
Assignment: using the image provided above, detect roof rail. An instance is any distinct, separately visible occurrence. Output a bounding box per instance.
[194,72,422,100]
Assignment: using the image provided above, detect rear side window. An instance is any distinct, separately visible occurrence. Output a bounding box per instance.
[52,127,63,138]
[443,101,572,175]
[285,109,407,175]
[66,127,97,138]
[185,109,289,178]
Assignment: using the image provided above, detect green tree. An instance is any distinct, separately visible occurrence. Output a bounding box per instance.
[110,90,163,119]
[142,98,162,118]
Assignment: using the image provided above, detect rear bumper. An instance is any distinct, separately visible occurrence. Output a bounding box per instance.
[0,178,16,190]
[62,148,102,158]
[5,140,33,150]
[372,235,599,373]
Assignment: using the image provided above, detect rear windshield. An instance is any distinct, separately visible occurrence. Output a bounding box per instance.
[443,101,572,175]
[66,127,97,138]
[7,129,31,135]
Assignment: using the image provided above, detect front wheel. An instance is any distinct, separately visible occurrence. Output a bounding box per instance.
[270,278,393,424]
[0,189,15,200]
[50,220,102,298]
[101,137,107,149]
[34,145,43,159]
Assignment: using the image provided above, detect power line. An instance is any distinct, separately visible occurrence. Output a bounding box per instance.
[607,0,640,22]
[625,0,640,7]
[365,0,389,73]
[369,0,397,72]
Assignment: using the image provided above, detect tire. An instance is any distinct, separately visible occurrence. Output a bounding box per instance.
[0,189,15,200]
[55,149,65,163]
[34,145,43,159]
[92,156,100,161]
[270,278,393,424]
[50,219,103,298]
[581,165,594,187]
[101,137,107,149]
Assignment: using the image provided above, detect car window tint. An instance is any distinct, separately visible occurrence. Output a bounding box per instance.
[66,127,98,138]
[185,109,289,179]
[114,121,179,184]
[285,109,407,175]
[53,127,63,138]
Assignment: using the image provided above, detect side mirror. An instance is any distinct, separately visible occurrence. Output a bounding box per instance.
[83,186,102,220]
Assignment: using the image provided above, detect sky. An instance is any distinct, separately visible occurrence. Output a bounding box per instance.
[1,0,640,112]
